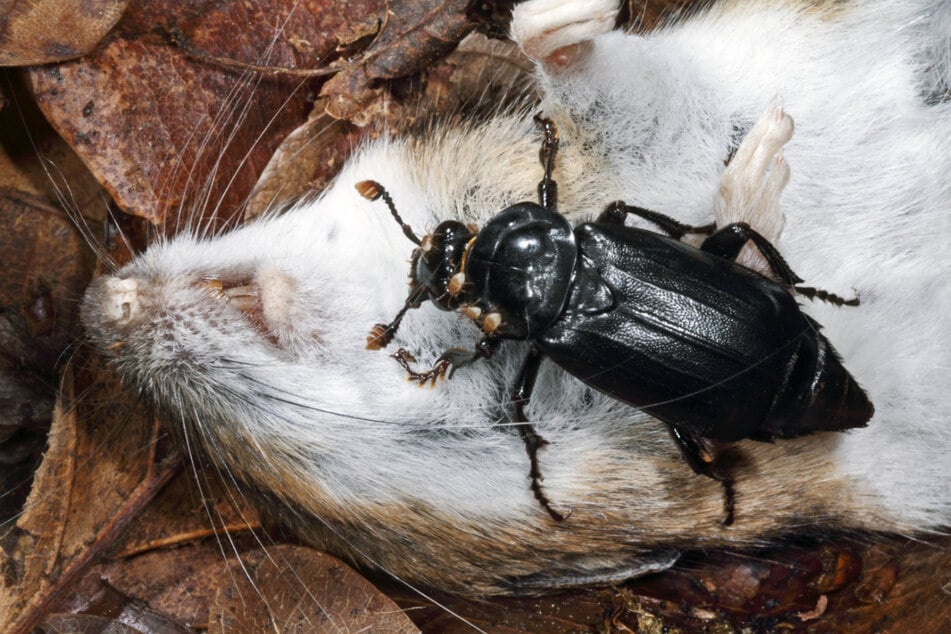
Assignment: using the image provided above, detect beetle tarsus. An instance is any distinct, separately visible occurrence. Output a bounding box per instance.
[720,476,736,526]
[391,343,498,385]
[518,420,571,521]
[392,348,454,385]
[512,347,571,520]
[794,285,860,306]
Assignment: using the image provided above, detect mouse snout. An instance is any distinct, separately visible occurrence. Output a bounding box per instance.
[83,275,146,329]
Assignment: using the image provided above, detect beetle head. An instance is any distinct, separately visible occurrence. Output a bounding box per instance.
[357,179,477,350]
[413,220,475,311]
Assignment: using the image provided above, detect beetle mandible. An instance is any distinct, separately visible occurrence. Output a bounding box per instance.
[357,116,874,525]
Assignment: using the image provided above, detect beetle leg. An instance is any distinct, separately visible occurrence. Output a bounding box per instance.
[513,347,572,521]
[390,337,501,385]
[534,114,559,210]
[666,426,736,526]
[391,347,456,385]
[792,285,860,307]
[700,222,801,283]
[701,223,860,305]
[598,201,715,240]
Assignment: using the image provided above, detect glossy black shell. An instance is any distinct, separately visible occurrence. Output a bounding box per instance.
[465,203,576,339]
[463,211,871,442]
[536,223,871,440]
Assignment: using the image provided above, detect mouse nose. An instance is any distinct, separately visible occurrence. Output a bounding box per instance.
[97,276,143,326]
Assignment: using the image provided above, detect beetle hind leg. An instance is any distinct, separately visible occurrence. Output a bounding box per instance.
[666,426,736,526]
[598,201,716,240]
[701,223,860,306]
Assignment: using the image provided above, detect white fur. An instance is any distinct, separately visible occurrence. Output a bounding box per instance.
[81,0,951,593]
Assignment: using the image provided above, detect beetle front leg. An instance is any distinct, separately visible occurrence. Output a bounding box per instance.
[701,223,860,306]
[513,347,572,521]
[391,337,501,386]
[598,201,715,240]
[666,426,736,526]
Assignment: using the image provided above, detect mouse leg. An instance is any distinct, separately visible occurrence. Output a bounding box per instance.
[715,107,794,273]
[511,0,618,70]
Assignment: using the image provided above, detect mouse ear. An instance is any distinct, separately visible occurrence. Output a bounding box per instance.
[356,180,422,246]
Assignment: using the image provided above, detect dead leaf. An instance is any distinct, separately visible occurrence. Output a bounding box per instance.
[247,34,531,219]
[321,0,474,122]
[39,612,186,634]
[0,69,107,221]
[26,0,361,227]
[0,188,96,361]
[210,545,420,633]
[0,0,130,66]
[244,107,352,220]
[0,364,181,634]
[855,556,900,605]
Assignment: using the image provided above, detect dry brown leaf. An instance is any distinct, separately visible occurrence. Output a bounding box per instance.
[39,612,187,634]
[63,540,419,631]
[0,364,181,634]
[0,0,129,66]
[0,187,96,524]
[210,544,420,633]
[0,70,107,221]
[26,0,356,227]
[28,42,309,227]
[247,34,532,219]
[113,467,261,562]
[0,188,95,358]
[244,107,351,220]
[97,541,255,628]
[321,0,474,122]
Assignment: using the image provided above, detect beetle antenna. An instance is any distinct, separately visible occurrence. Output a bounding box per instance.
[356,180,422,245]
[366,284,428,350]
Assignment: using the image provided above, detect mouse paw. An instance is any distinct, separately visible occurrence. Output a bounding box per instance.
[715,107,794,273]
[511,0,618,70]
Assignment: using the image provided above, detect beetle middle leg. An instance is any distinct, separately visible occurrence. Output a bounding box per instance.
[513,346,571,521]
[666,426,736,526]
[598,201,716,240]
[701,222,860,306]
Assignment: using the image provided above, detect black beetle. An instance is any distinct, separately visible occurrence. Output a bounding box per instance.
[357,116,873,525]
